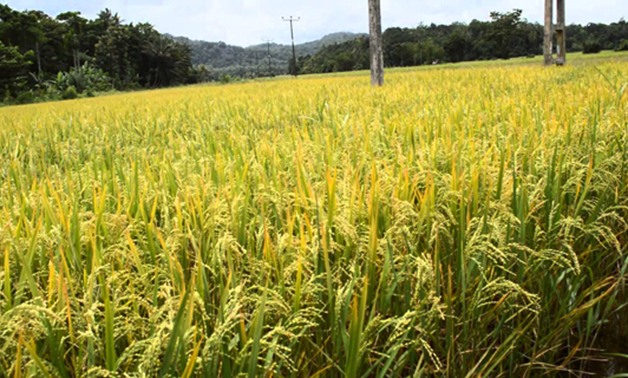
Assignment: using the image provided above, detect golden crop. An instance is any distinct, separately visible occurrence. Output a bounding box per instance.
[0,56,627,376]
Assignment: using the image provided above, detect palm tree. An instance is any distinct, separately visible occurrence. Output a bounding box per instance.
[144,36,174,87]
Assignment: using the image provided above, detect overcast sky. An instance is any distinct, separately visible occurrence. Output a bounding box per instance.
[4,0,627,46]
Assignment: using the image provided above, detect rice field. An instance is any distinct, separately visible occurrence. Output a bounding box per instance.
[0,55,627,377]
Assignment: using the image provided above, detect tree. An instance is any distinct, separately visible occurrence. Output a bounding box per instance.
[94,24,137,88]
[300,37,369,74]
[487,9,524,59]
[142,34,192,86]
[444,29,470,62]
[0,41,33,98]
[56,11,88,68]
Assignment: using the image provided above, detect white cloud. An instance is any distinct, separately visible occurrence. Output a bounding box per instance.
[4,0,627,46]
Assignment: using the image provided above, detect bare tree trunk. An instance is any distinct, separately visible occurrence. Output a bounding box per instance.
[36,42,43,76]
[544,0,553,65]
[368,0,384,86]
[556,0,566,65]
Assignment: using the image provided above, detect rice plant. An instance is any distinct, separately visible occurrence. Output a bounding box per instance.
[0,56,627,377]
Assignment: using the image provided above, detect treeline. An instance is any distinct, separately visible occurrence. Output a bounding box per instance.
[0,5,197,104]
[300,10,628,74]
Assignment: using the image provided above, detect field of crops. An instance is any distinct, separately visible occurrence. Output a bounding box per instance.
[1,54,627,377]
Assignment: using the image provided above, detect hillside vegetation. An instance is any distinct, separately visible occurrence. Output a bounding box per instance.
[170,32,362,79]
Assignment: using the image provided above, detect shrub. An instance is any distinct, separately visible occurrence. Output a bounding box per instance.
[219,74,234,84]
[15,91,35,104]
[582,39,602,54]
[56,63,112,94]
[62,85,78,100]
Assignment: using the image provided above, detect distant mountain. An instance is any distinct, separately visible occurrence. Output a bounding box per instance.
[168,32,364,77]
[247,32,364,59]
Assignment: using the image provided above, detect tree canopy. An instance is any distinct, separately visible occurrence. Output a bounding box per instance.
[0,4,195,103]
[299,11,628,75]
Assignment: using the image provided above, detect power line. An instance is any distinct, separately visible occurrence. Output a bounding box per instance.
[282,16,300,76]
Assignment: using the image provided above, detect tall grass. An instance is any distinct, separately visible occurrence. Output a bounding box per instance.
[0,58,627,377]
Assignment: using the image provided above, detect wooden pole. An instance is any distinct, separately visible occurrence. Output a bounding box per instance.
[543,0,553,65]
[368,0,384,86]
[556,0,566,65]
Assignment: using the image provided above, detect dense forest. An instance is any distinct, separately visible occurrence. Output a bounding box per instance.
[300,10,628,74]
[0,5,196,104]
[1,4,627,104]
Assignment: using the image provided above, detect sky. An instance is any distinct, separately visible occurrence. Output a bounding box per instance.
[4,0,627,46]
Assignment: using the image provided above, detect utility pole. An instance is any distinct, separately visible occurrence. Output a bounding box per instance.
[282,16,300,76]
[544,0,566,65]
[368,0,384,86]
[556,0,566,65]
[263,39,274,77]
[543,0,553,65]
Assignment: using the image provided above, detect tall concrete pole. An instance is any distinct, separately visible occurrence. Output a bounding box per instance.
[556,0,566,65]
[368,0,384,86]
[544,0,554,65]
[282,16,300,76]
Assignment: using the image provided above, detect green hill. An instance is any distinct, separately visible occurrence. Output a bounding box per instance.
[169,32,363,77]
